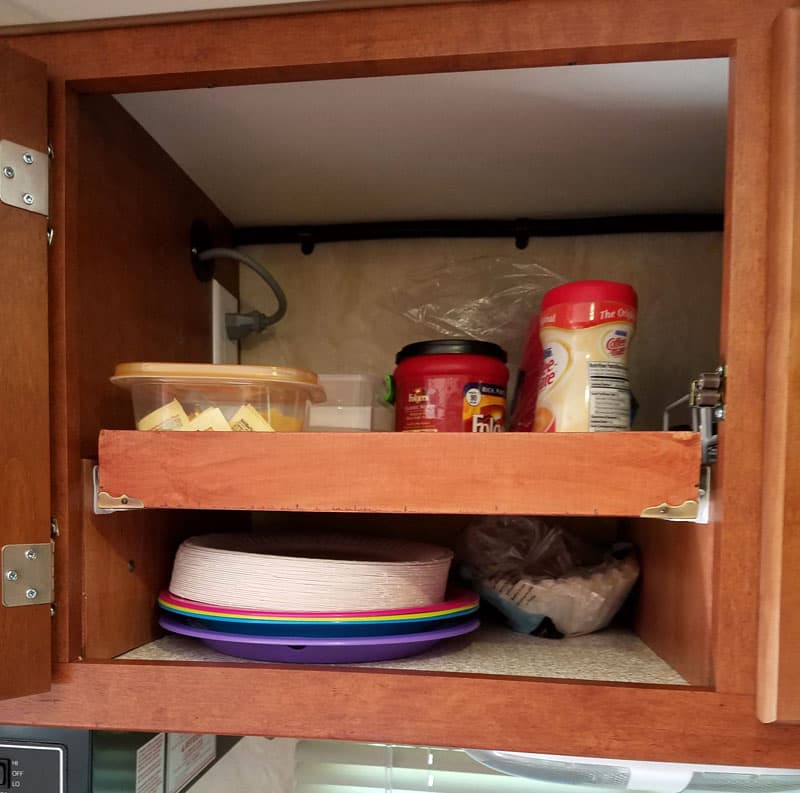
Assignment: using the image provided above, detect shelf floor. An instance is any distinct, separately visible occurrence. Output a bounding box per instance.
[117,625,688,685]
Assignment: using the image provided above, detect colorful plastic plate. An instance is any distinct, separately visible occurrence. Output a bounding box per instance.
[159,613,480,664]
[157,587,479,624]
[169,610,479,637]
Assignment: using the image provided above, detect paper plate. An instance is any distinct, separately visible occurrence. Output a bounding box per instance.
[159,613,479,664]
[157,587,478,623]
[169,533,454,611]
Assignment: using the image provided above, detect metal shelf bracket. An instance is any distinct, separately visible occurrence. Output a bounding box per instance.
[93,466,144,514]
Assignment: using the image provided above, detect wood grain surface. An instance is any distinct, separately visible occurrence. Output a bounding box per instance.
[81,461,248,659]
[47,81,83,664]
[2,0,786,92]
[76,94,235,457]
[98,430,701,516]
[69,95,234,658]
[44,90,236,663]
[6,660,800,766]
[0,0,794,757]
[0,46,51,699]
[709,29,773,697]
[629,518,714,686]
[758,7,800,724]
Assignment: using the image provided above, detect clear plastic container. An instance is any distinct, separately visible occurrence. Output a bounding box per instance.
[111,362,325,432]
[306,374,394,432]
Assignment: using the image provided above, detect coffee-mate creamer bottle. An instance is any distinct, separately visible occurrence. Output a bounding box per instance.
[535,280,637,432]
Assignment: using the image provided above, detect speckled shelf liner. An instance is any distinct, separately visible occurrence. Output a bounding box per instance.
[117,625,688,685]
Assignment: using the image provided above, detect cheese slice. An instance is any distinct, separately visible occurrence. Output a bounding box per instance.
[180,406,232,432]
[137,399,190,431]
[229,403,275,432]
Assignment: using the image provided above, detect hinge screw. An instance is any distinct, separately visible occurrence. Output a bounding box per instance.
[25,588,38,600]
[22,193,34,206]
[6,570,18,581]
[24,549,38,560]
[3,166,14,179]
[22,152,34,164]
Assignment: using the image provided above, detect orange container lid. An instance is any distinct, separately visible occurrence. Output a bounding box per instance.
[111,362,326,401]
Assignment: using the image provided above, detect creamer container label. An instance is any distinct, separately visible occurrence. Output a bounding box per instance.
[537,300,635,432]
[588,361,630,431]
[539,340,571,392]
[463,382,506,432]
[602,327,631,358]
[541,300,637,329]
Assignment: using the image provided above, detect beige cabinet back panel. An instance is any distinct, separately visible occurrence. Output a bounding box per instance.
[239,232,721,430]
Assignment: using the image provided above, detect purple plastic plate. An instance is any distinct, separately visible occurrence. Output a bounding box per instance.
[159,613,479,664]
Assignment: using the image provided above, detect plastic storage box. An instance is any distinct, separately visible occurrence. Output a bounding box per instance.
[111,362,325,432]
[306,374,393,432]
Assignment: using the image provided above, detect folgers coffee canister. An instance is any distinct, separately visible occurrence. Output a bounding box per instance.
[394,340,509,432]
[535,280,637,433]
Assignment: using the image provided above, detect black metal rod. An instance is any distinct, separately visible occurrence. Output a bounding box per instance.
[232,214,723,254]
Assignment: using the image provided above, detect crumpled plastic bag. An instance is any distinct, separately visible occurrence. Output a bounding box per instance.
[387,254,563,370]
[459,516,639,637]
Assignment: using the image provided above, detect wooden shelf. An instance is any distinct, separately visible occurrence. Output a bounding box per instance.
[97,430,700,516]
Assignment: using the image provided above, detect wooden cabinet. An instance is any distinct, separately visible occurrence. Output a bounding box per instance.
[1,0,800,767]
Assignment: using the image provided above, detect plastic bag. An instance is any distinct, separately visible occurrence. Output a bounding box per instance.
[385,253,562,431]
[387,254,563,370]
[459,516,640,637]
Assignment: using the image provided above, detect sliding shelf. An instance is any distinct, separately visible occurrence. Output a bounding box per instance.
[97,430,701,517]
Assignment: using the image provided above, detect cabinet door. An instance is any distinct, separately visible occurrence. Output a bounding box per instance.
[0,45,52,699]
[760,6,800,724]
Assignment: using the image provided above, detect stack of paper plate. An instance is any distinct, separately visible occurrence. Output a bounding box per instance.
[160,533,479,663]
[169,533,454,611]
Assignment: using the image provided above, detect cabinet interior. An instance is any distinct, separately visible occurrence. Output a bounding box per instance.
[69,57,728,690]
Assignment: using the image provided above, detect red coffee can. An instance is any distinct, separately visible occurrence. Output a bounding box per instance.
[393,339,509,432]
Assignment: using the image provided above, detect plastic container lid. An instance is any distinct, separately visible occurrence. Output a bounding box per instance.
[111,362,325,400]
[395,339,508,364]
[541,280,638,310]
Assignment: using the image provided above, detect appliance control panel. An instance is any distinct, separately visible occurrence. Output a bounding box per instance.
[0,742,65,791]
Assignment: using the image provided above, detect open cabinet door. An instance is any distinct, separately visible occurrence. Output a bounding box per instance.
[760,7,800,724]
[0,45,52,699]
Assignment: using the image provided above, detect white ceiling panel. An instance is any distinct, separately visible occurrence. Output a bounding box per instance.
[115,59,728,226]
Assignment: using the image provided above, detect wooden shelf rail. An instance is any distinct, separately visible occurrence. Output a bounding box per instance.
[97,430,701,517]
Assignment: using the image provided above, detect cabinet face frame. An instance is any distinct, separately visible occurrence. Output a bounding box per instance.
[1,0,798,761]
[760,6,800,725]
